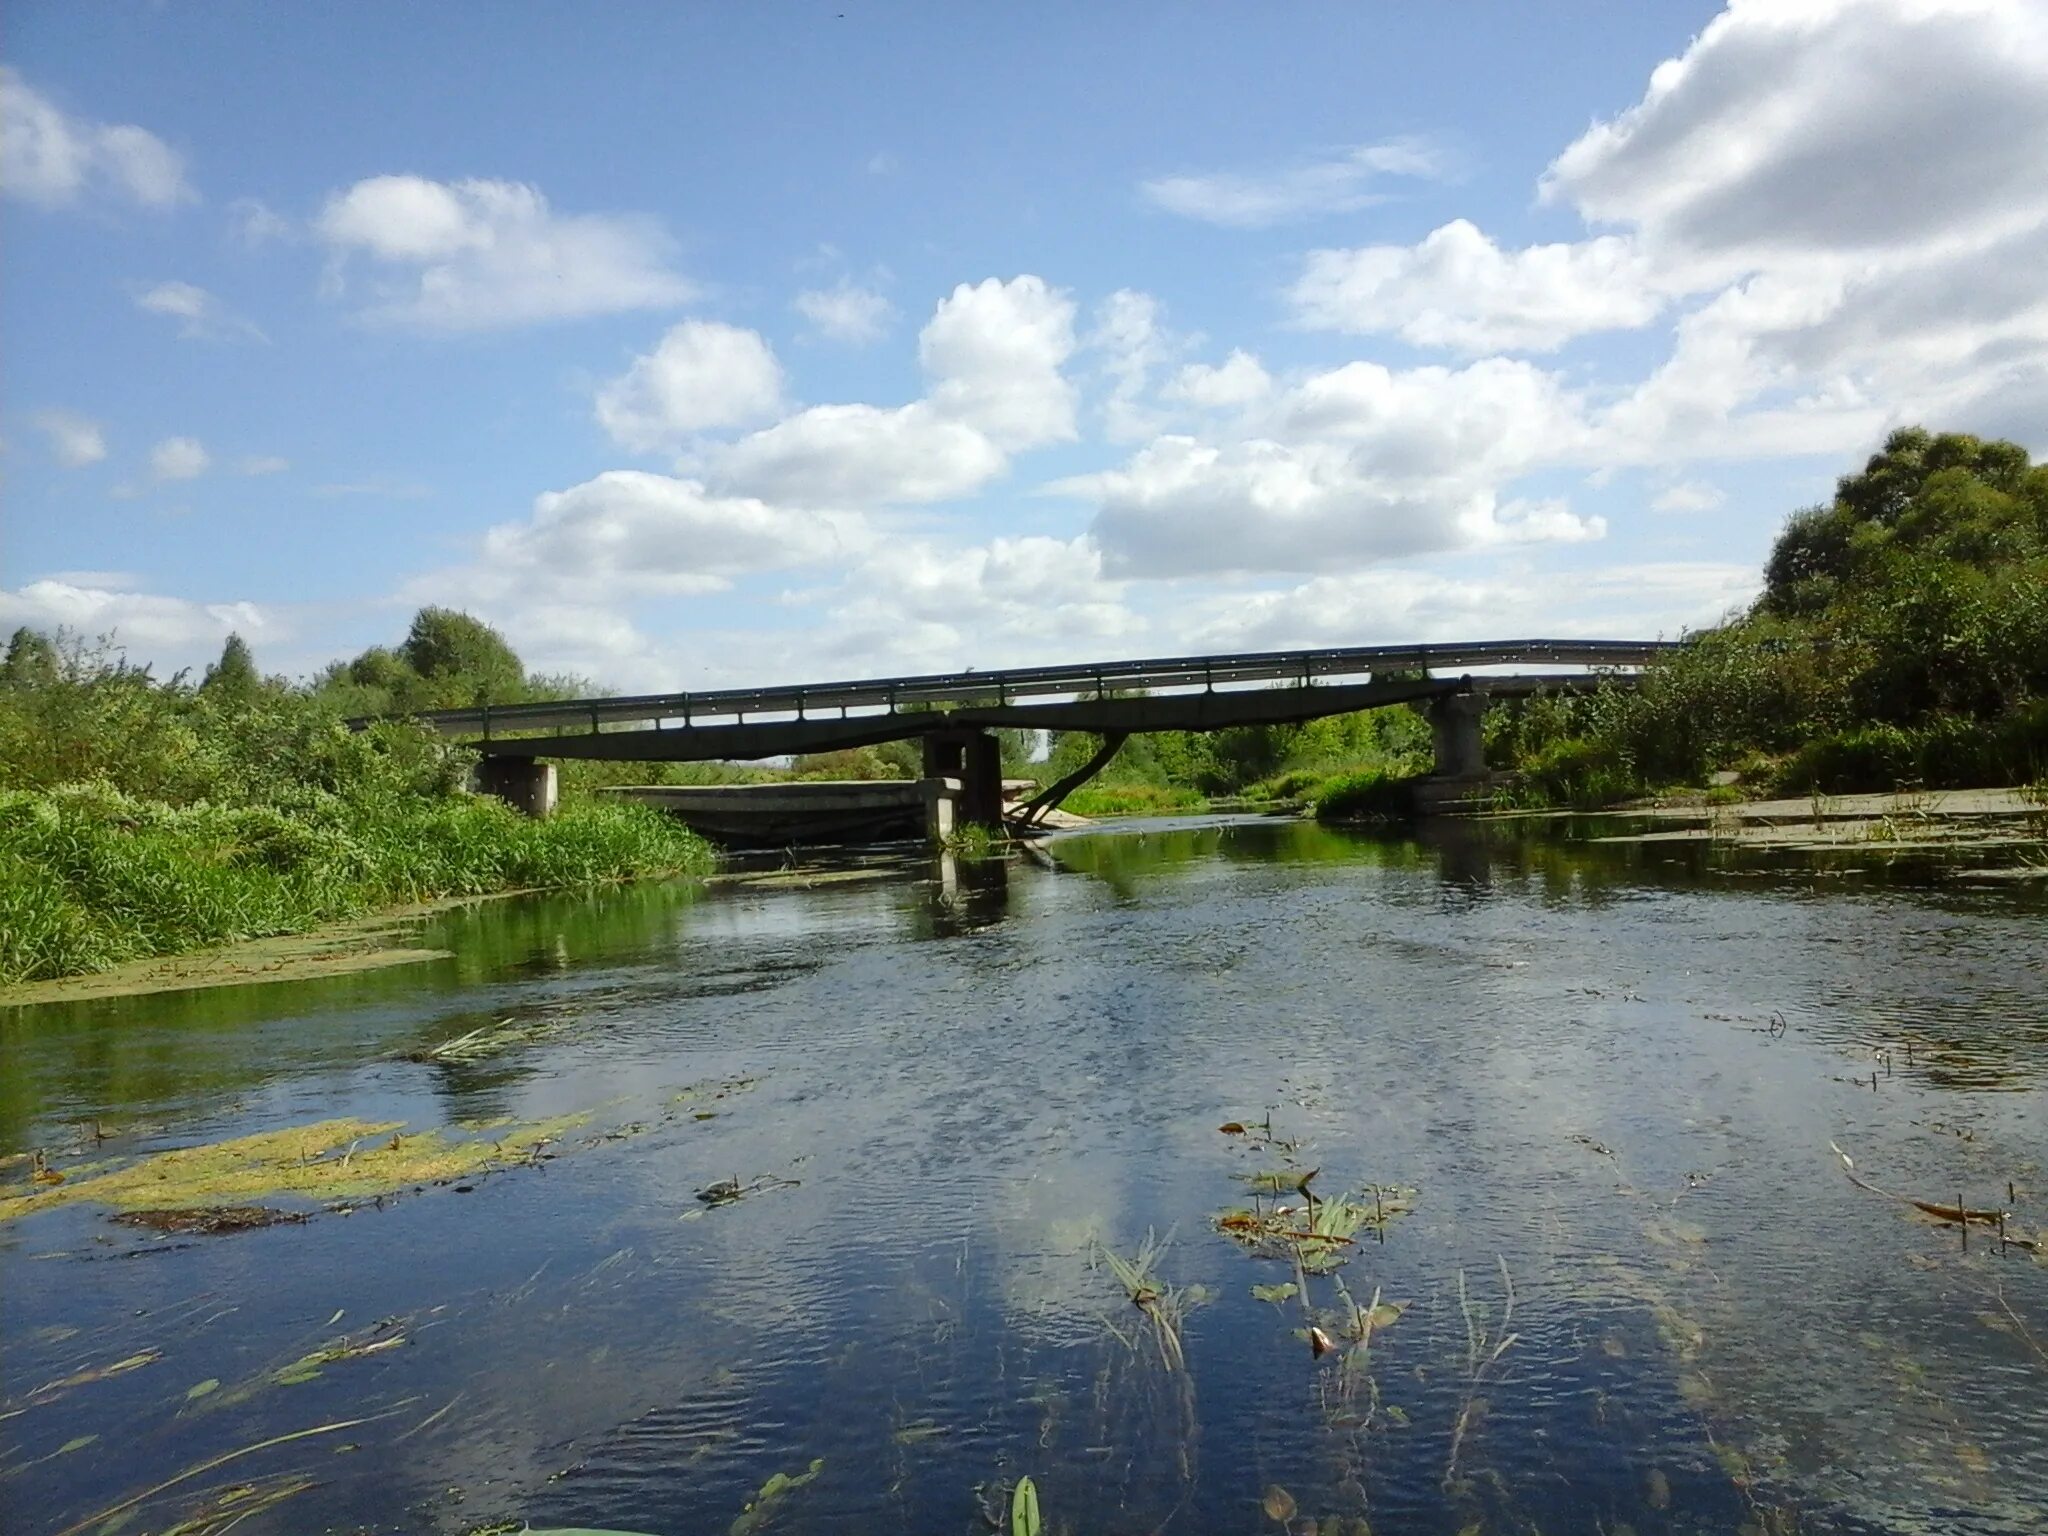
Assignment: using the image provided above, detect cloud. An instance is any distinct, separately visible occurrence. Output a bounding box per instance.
[820,536,1142,673]
[131,280,266,342]
[314,175,694,329]
[595,321,787,452]
[228,197,292,245]
[1141,138,1444,227]
[1163,351,1273,410]
[31,410,107,468]
[410,469,866,613]
[1088,289,1184,443]
[1187,560,1758,653]
[149,437,211,482]
[0,578,273,674]
[1541,0,2048,268]
[794,280,895,343]
[1289,220,1664,353]
[708,403,1005,507]
[917,275,1078,451]
[1260,0,2048,474]
[238,456,289,476]
[708,275,1077,506]
[0,68,194,209]
[1064,356,1601,578]
[1652,480,1726,513]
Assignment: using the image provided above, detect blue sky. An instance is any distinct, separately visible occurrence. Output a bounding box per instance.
[5,0,2045,689]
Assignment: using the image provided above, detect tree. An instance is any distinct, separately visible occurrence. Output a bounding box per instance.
[399,607,526,706]
[0,627,59,689]
[201,633,260,701]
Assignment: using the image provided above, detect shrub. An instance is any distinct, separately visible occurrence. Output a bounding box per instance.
[1312,768,1419,822]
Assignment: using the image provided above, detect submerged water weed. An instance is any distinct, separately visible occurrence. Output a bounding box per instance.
[0,1112,588,1222]
[1446,1257,1520,1495]
[728,1458,825,1536]
[1214,1185,1413,1275]
[1095,1232,1207,1372]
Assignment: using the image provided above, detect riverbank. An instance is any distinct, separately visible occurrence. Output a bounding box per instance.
[0,896,494,1008]
[0,789,714,988]
[1559,784,2048,860]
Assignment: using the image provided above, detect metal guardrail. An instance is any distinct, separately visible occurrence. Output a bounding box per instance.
[388,638,1682,740]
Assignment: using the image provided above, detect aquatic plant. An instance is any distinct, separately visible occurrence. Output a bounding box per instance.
[1214,1184,1412,1275]
[1096,1232,1205,1371]
[729,1458,825,1536]
[1009,1475,1040,1536]
[0,1112,588,1222]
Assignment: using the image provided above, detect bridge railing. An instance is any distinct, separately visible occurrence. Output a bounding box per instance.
[391,637,1684,739]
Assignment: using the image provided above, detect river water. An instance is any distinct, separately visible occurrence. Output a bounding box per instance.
[4,816,2047,1536]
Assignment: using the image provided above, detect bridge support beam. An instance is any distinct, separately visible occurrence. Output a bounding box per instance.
[475,758,558,818]
[1426,690,1490,779]
[922,729,1004,832]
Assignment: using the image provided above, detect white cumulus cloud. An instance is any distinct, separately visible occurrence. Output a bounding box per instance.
[414,469,868,612]
[314,175,694,329]
[708,275,1077,507]
[1542,0,2048,268]
[0,578,274,675]
[1,68,194,209]
[595,321,787,452]
[1164,351,1273,411]
[1290,220,1664,353]
[1065,357,1601,578]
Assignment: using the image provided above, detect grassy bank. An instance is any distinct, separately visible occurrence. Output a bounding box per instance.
[0,625,713,987]
[0,787,708,985]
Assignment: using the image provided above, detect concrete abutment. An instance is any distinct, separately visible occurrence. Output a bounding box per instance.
[474,758,558,818]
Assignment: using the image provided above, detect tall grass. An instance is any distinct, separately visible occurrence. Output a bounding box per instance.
[1311,767,1420,823]
[0,785,710,985]
[0,642,712,986]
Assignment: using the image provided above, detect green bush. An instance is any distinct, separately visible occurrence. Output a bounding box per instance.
[1062,783,1206,818]
[1311,768,1419,822]
[0,623,713,986]
[1497,428,2048,804]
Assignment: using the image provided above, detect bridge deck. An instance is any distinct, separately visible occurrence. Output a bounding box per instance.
[398,638,1678,755]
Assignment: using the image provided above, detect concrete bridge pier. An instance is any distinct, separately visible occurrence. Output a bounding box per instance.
[476,757,558,818]
[1425,690,1490,779]
[922,729,1004,831]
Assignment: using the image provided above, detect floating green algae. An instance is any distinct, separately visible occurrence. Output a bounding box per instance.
[0,1112,588,1222]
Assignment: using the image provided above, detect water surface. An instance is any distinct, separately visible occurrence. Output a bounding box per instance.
[4,816,2046,1535]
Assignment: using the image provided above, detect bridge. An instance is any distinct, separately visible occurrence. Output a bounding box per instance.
[400,637,1678,835]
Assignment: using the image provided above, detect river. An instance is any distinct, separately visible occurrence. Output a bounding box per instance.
[4,815,2046,1536]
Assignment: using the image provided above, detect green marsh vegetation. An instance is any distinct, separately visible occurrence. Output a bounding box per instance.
[1490,428,2048,807]
[0,609,713,986]
[1039,701,1431,821]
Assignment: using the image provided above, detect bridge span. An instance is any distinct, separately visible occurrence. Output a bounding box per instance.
[396,638,1679,829]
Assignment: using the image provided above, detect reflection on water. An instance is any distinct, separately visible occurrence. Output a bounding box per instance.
[3,816,2046,1535]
